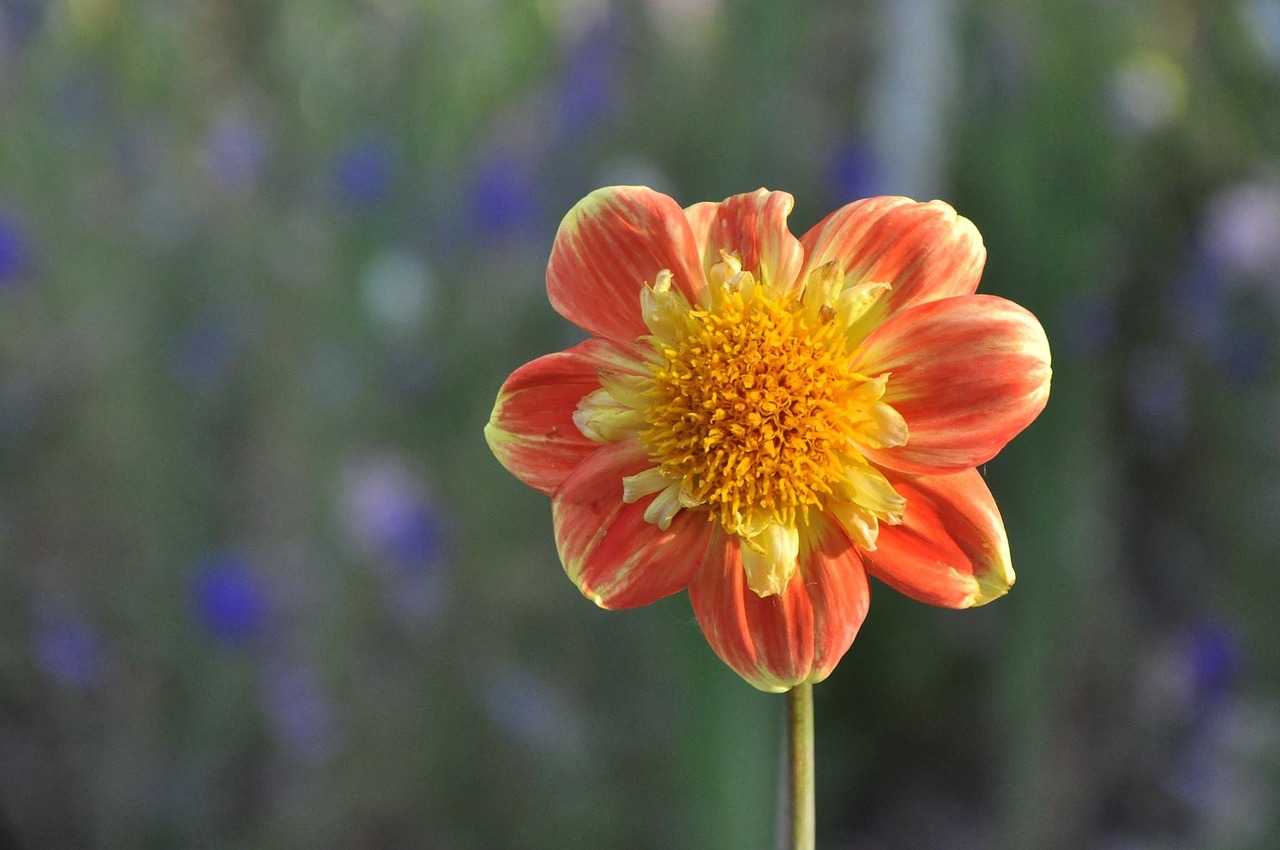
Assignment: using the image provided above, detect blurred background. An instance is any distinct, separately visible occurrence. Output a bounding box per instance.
[1,0,1278,848]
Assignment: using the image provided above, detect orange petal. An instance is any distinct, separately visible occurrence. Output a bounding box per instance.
[799,196,985,327]
[689,520,870,692]
[700,189,804,296]
[485,338,645,495]
[547,186,706,344]
[552,440,713,610]
[853,294,1052,474]
[862,469,1014,608]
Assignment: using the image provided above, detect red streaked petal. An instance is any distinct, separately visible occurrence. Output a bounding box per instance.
[552,440,712,610]
[701,189,804,295]
[547,186,705,344]
[863,469,1014,608]
[485,338,645,495]
[799,196,985,323]
[684,201,718,261]
[802,519,873,683]
[853,294,1052,474]
[689,520,870,692]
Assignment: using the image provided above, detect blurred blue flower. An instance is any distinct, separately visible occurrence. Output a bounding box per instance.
[384,504,445,568]
[467,155,539,239]
[190,552,268,645]
[0,209,33,288]
[1185,622,1242,711]
[33,618,104,688]
[556,23,621,135]
[334,135,399,206]
[827,141,882,203]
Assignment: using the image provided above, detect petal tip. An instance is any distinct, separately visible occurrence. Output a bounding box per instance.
[967,564,1015,608]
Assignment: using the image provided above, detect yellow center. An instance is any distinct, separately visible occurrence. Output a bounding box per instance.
[640,284,875,535]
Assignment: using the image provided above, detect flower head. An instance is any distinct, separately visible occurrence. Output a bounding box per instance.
[485,187,1051,692]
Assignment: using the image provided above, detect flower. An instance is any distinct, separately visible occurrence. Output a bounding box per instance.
[485,187,1051,692]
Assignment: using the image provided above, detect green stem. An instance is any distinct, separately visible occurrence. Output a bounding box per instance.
[786,682,815,850]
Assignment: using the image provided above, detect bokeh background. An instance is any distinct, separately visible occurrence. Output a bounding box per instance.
[2,0,1278,848]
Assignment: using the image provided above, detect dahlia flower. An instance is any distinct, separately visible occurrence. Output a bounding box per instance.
[485,187,1050,692]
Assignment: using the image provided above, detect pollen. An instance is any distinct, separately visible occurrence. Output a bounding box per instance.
[639,279,891,536]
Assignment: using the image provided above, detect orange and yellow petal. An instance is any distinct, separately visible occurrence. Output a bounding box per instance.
[798,196,985,329]
[698,189,804,296]
[547,186,706,344]
[862,469,1014,608]
[552,440,713,610]
[853,294,1052,475]
[689,520,871,692]
[485,338,644,495]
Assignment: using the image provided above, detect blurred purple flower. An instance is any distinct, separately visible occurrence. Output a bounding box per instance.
[334,136,399,206]
[190,552,269,645]
[261,665,340,762]
[33,618,104,688]
[202,111,268,189]
[343,455,447,571]
[0,210,33,289]
[1202,182,1280,280]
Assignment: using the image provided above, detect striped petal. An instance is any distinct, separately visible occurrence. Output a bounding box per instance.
[853,294,1052,475]
[552,440,713,610]
[862,469,1013,608]
[799,196,985,329]
[699,190,805,296]
[485,338,645,495]
[689,519,871,692]
[683,201,718,261]
[547,186,706,344]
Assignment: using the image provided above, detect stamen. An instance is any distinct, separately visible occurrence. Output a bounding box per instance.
[636,274,907,543]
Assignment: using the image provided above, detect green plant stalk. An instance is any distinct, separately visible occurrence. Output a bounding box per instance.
[787,681,815,850]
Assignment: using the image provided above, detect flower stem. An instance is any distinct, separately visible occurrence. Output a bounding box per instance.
[786,681,815,850]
